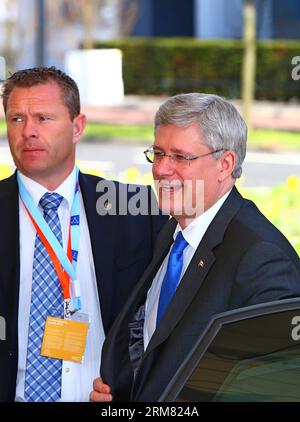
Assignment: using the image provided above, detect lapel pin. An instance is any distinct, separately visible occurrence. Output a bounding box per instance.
[104,202,112,210]
[198,259,205,268]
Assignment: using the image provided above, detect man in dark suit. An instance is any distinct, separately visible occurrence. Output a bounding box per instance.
[0,66,167,402]
[90,93,300,402]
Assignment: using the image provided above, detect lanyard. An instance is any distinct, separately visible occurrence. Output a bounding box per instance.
[17,168,81,315]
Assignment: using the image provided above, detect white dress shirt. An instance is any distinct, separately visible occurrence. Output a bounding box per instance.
[144,189,231,349]
[15,168,105,402]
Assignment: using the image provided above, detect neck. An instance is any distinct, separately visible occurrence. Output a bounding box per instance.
[21,167,75,191]
[176,182,235,229]
[177,217,193,230]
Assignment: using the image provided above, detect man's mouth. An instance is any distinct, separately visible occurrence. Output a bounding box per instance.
[157,180,183,192]
[23,147,45,153]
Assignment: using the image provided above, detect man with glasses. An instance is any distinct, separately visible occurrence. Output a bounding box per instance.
[91,93,300,402]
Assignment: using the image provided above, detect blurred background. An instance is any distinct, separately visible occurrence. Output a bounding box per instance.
[0,0,299,253]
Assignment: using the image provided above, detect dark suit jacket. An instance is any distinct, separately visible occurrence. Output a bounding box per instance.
[0,171,168,402]
[100,186,300,402]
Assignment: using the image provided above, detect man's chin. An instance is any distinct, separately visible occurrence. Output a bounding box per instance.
[159,200,198,220]
[159,200,182,218]
[18,165,47,177]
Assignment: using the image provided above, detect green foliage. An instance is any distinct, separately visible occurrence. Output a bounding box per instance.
[0,119,6,136]
[83,123,153,142]
[84,124,300,152]
[247,129,300,151]
[93,38,300,100]
[238,176,300,256]
[256,40,300,101]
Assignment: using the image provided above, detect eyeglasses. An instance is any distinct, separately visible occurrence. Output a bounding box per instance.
[144,146,225,166]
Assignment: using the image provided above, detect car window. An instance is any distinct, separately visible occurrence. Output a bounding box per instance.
[160,299,300,402]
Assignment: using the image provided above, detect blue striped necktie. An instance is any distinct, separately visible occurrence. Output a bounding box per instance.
[156,231,188,326]
[24,192,64,402]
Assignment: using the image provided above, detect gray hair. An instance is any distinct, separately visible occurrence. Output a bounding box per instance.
[154,93,247,179]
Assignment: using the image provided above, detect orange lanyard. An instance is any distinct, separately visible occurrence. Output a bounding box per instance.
[24,203,73,300]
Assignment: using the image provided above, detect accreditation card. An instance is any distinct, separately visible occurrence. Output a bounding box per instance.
[41,316,89,363]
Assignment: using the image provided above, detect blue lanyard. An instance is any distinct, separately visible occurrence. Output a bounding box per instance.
[17,167,82,312]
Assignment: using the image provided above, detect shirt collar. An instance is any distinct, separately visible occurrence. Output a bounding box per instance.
[174,188,232,250]
[17,167,77,209]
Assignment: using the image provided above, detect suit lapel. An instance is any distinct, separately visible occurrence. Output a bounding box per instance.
[79,172,116,333]
[143,235,217,357]
[105,218,176,341]
[0,173,20,347]
[131,218,176,308]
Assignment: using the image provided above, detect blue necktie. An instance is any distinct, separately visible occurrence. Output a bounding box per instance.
[156,231,188,326]
[24,192,64,402]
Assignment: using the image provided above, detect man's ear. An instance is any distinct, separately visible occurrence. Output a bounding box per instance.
[73,113,86,144]
[218,150,236,182]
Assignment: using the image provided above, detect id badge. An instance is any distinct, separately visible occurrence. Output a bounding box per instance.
[41,315,89,363]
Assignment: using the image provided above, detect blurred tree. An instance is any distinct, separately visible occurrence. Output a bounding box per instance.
[36,0,46,66]
[2,0,17,72]
[80,0,140,46]
[1,0,140,71]
[242,0,256,129]
[81,0,95,49]
[118,0,139,36]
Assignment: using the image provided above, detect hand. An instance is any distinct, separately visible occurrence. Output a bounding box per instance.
[90,377,113,402]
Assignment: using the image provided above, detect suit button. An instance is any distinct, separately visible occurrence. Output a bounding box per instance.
[8,351,14,358]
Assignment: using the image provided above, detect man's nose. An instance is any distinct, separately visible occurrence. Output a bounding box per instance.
[22,119,38,138]
[153,155,176,177]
